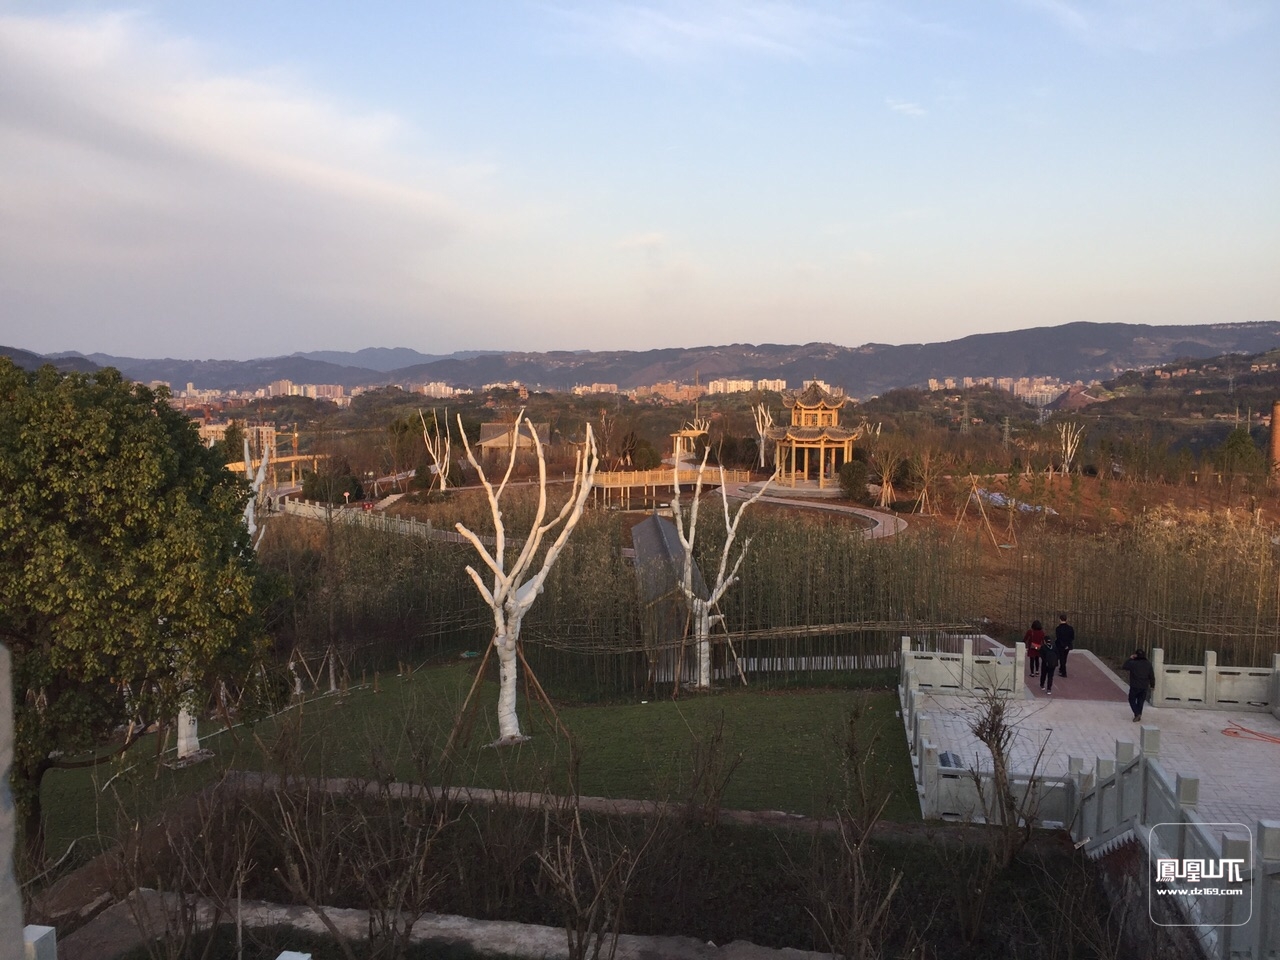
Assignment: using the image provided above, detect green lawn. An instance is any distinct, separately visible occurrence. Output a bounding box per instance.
[41,664,919,864]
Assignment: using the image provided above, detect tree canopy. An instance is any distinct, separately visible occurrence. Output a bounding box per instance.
[0,360,262,859]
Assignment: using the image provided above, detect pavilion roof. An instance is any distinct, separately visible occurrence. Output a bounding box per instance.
[766,425,860,442]
[783,382,846,410]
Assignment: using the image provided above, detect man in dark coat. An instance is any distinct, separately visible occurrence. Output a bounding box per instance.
[1055,614,1075,678]
[1121,649,1156,722]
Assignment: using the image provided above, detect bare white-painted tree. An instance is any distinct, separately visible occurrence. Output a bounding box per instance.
[1057,421,1085,475]
[177,436,273,761]
[752,403,774,468]
[455,411,598,742]
[911,446,946,516]
[871,439,905,510]
[672,451,774,688]
[242,436,271,551]
[419,408,451,492]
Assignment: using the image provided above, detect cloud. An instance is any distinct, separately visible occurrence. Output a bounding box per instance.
[886,97,927,117]
[0,12,492,357]
[617,230,667,250]
[1019,0,1271,53]
[550,0,858,63]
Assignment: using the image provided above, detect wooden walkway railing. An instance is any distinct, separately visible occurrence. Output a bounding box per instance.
[592,468,753,488]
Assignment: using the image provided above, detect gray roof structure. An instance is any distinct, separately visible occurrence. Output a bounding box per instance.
[477,421,552,449]
[630,514,708,683]
[630,514,706,606]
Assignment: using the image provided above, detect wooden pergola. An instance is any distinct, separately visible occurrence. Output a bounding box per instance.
[766,383,859,489]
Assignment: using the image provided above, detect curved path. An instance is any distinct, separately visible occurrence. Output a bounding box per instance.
[721,481,908,539]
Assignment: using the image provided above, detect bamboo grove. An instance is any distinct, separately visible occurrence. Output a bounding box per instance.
[1005,508,1280,666]
[258,486,1280,704]
[258,494,985,700]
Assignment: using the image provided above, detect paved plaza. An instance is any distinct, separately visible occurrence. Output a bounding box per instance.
[913,648,1280,829]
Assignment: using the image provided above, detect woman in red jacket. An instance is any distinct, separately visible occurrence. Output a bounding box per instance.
[1023,620,1045,676]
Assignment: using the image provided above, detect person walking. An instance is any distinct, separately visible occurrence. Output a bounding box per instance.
[1055,614,1075,678]
[1038,637,1058,694]
[1023,620,1045,676]
[1122,649,1156,722]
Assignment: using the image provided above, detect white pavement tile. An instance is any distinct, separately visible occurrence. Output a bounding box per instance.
[915,692,1280,829]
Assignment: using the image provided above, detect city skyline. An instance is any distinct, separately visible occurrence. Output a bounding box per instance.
[1,1,1277,361]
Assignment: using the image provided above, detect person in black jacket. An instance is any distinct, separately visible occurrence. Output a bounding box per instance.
[1055,614,1074,678]
[1038,638,1057,694]
[1121,649,1156,722]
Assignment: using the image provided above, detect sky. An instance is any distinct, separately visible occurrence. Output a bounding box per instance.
[0,1,1277,361]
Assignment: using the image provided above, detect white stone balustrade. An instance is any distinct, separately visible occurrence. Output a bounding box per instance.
[1150,648,1280,716]
[898,634,1024,700]
[1069,731,1280,958]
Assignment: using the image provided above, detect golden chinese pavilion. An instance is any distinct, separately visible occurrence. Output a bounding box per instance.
[766,383,860,489]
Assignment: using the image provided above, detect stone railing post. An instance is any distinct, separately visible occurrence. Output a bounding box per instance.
[1204,650,1218,708]
[1014,641,1026,690]
[1151,647,1165,704]
[1175,773,1199,809]
[920,744,940,819]
[961,635,974,692]
[1255,821,1280,954]
[1094,757,1116,836]
[1,646,24,960]
[1066,756,1085,840]
[914,716,935,769]
[1139,725,1160,757]
[23,927,56,959]
[1217,830,1254,953]
[1115,741,1136,821]
[1138,726,1160,823]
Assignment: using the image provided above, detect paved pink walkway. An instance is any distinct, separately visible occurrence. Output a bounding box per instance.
[1023,648,1127,703]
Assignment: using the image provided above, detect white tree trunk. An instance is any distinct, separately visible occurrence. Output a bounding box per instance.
[494,628,521,741]
[692,600,713,688]
[176,707,200,758]
[671,453,775,690]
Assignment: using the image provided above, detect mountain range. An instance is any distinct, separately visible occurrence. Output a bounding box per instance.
[5,321,1280,399]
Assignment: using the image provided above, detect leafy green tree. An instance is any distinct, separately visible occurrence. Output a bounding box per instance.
[630,435,662,470]
[222,419,245,462]
[301,462,364,503]
[1216,426,1265,479]
[0,360,261,862]
[838,460,872,505]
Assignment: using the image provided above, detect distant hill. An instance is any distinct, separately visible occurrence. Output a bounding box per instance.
[1,346,99,374]
[18,321,1280,395]
[62,353,385,390]
[290,347,503,372]
[383,321,1280,398]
